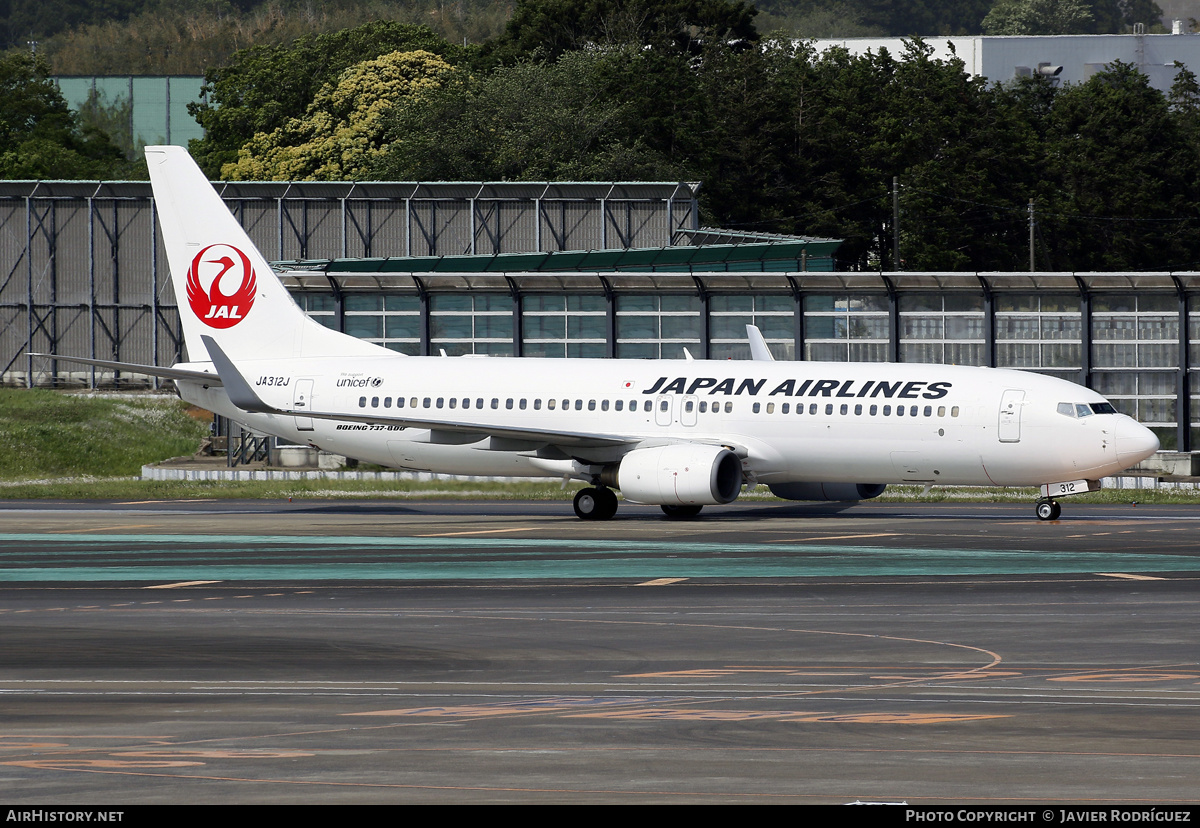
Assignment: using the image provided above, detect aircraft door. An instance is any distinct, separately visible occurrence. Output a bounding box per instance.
[681,395,698,426]
[655,394,674,427]
[293,379,314,431]
[998,389,1024,443]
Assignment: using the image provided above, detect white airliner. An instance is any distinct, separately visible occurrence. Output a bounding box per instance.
[42,147,1160,521]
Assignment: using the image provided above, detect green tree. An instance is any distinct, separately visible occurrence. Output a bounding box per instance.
[187,20,470,179]
[982,0,1094,35]
[693,39,1041,270]
[488,0,759,63]
[374,48,685,181]
[0,51,129,179]
[224,50,458,180]
[77,88,134,159]
[1041,61,1200,270]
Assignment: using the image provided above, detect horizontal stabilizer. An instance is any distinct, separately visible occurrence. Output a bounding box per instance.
[27,353,222,385]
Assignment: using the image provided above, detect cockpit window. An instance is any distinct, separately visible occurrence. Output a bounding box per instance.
[1058,401,1119,418]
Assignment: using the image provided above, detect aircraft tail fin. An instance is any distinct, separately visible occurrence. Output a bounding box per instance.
[145,145,388,363]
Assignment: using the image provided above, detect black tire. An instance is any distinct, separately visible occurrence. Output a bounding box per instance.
[595,487,618,520]
[574,487,618,521]
[1035,499,1061,521]
[661,504,703,520]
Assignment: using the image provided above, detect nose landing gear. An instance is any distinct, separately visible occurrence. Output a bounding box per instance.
[1035,498,1062,521]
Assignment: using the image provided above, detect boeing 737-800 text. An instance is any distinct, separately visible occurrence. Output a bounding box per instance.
[40,147,1161,521]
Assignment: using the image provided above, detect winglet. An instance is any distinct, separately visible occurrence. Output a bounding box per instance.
[747,325,775,361]
[200,335,275,413]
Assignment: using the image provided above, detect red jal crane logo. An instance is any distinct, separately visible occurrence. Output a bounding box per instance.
[186,244,257,329]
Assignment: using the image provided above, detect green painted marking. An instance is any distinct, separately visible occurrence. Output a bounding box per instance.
[0,533,1196,582]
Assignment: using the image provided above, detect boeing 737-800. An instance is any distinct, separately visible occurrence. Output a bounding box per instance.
[40,147,1161,521]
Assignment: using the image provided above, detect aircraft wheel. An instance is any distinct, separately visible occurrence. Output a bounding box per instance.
[595,487,618,520]
[661,504,703,520]
[1035,499,1061,521]
[574,487,617,521]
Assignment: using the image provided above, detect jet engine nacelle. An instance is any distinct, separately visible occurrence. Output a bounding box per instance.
[768,482,887,502]
[615,444,743,505]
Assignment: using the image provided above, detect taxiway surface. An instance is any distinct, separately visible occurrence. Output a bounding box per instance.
[1,499,1197,803]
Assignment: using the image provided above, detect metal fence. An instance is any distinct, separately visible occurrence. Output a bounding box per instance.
[1,180,701,387]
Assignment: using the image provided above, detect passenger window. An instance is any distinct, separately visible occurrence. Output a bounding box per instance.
[910,406,918,416]
[359,396,366,408]
[371,397,379,408]
[839,404,848,415]
[534,399,541,410]
[410,397,417,408]
[615,400,623,411]
[767,403,775,414]
[897,405,904,416]
[519,399,527,410]
[809,403,817,415]
[601,400,609,411]
[576,400,584,411]
[588,400,596,411]
[548,399,556,410]
[870,405,878,416]
[449,398,456,409]
[685,400,694,412]
[951,406,959,417]
[781,403,789,414]
[462,398,470,409]
[397,397,405,409]
[423,397,431,408]
[506,398,514,409]
[436,397,444,408]
[854,404,862,415]
[924,406,932,417]
[724,402,733,413]
[490,398,498,409]
[384,397,392,408]
[753,402,761,413]
[476,398,484,409]
[825,404,833,415]
[937,406,945,417]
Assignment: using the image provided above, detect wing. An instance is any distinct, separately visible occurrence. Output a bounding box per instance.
[200,336,634,449]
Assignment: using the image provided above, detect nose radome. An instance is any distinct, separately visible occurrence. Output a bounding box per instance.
[1115,418,1160,466]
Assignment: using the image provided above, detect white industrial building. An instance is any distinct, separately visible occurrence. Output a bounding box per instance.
[812,32,1200,90]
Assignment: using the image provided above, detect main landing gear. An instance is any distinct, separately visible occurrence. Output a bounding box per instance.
[573,486,618,520]
[1035,498,1062,521]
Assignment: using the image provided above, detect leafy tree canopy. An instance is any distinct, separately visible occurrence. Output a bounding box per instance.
[982,0,1094,34]
[188,20,471,179]
[488,0,759,63]
[374,48,688,182]
[0,51,130,178]
[223,50,457,180]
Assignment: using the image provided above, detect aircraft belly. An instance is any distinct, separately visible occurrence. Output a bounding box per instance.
[770,432,986,485]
